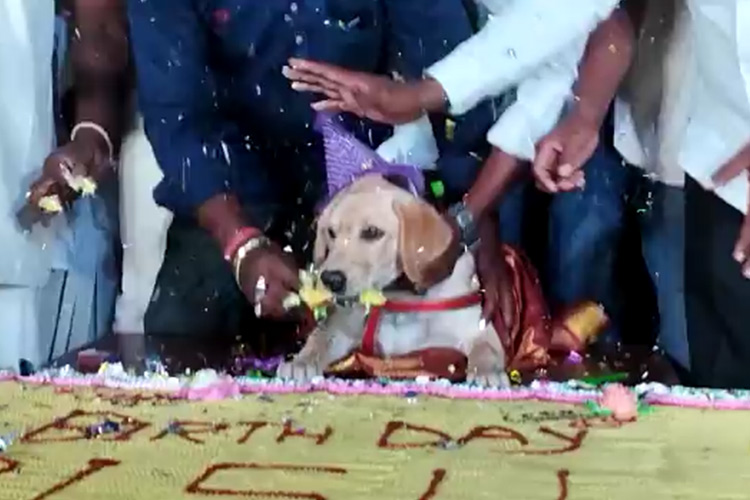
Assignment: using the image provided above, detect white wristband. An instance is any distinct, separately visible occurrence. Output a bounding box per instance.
[71,121,114,162]
[232,236,271,287]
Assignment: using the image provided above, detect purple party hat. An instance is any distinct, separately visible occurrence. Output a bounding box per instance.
[315,112,425,205]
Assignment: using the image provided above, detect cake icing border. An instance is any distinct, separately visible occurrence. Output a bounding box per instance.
[2,369,750,410]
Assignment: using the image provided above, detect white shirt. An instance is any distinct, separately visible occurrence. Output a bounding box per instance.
[425,0,620,161]
[0,0,56,286]
[614,0,691,188]
[616,0,750,214]
[377,0,618,167]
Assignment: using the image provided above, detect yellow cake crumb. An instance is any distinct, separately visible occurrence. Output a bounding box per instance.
[38,195,63,213]
[68,176,98,196]
[359,289,386,307]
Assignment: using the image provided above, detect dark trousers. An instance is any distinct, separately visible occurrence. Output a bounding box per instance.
[544,138,687,369]
[686,177,750,388]
[144,203,315,351]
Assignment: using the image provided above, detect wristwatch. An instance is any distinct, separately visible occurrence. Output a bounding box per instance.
[447,201,479,250]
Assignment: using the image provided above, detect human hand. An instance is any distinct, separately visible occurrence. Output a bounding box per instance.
[283,58,446,125]
[533,112,599,193]
[237,242,301,319]
[710,142,750,277]
[26,131,114,219]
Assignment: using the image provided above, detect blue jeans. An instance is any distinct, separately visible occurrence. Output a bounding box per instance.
[547,142,689,369]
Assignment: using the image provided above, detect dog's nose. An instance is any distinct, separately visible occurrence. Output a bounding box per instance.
[320,270,347,293]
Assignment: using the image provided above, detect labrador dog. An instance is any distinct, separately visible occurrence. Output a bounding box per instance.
[277,175,509,387]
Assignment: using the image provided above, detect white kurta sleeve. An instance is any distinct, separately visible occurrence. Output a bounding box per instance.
[426,0,620,116]
[485,36,588,160]
[375,114,440,170]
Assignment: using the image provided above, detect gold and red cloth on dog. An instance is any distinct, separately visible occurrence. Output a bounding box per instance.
[324,245,609,381]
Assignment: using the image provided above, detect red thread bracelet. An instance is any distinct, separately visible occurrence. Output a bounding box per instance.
[223,227,263,262]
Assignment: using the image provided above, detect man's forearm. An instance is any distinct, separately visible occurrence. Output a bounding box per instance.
[571,8,635,127]
[71,0,130,151]
[197,194,253,252]
[477,210,500,247]
[464,148,523,220]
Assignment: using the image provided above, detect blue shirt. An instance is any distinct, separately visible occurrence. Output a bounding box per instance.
[128,0,497,218]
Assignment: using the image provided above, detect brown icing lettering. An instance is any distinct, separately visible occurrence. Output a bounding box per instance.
[570,416,623,430]
[151,420,230,444]
[417,469,447,500]
[516,427,588,456]
[0,456,20,476]
[276,421,333,446]
[185,462,347,499]
[236,421,269,444]
[556,469,570,500]
[31,458,120,500]
[21,410,150,443]
[457,426,529,448]
[90,389,179,407]
[377,421,452,449]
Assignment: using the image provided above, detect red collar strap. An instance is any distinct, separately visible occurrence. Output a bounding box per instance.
[360,292,483,356]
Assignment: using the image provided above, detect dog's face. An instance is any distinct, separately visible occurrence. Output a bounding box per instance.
[314,175,453,295]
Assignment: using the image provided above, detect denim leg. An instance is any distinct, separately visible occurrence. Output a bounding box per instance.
[639,181,689,370]
[497,180,526,247]
[547,143,630,341]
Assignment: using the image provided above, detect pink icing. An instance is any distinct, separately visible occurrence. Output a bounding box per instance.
[2,372,750,410]
[599,384,639,421]
[178,378,241,401]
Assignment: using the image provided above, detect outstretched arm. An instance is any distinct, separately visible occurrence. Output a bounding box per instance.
[466,6,636,218]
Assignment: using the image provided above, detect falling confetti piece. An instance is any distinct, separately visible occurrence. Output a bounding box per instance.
[430,180,445,199]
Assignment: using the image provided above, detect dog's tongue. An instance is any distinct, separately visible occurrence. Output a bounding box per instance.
[315,112,425,200]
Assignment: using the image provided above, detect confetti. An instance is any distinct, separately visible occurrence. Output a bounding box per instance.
[85,420,121,439]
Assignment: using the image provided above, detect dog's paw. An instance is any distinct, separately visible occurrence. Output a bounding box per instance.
[467,368,511,389]
[276,359,324,383]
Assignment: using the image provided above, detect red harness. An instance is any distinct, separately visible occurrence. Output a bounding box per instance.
[360,292,483,356]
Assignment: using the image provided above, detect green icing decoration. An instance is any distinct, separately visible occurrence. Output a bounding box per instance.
[584,400,612,417]
[579,372,629,386]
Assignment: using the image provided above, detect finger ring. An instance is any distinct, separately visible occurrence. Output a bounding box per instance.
[255,276,267,301]
[253,276,267,317]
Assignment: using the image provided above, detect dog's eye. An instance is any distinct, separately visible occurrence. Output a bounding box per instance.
[360,225,384,241]
[327,228,336,240]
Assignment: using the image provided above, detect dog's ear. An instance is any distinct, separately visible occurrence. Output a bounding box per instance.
[394,200,454,286]
[313,211,329,266]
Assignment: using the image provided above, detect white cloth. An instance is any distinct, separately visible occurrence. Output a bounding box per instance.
[426,0,620,160]
[0,4,120,369]
[0,0,58,370]
[680,0,750,213]
[614,0,691,188]
[0,0,56,287]
[376,115,439,169]
[114,116,173,334]
[618,0,750,212]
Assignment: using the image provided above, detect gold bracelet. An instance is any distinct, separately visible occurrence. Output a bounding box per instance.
[232,236,271,287]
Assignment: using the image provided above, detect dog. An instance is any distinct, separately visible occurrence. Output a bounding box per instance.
[277,175,509,387]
